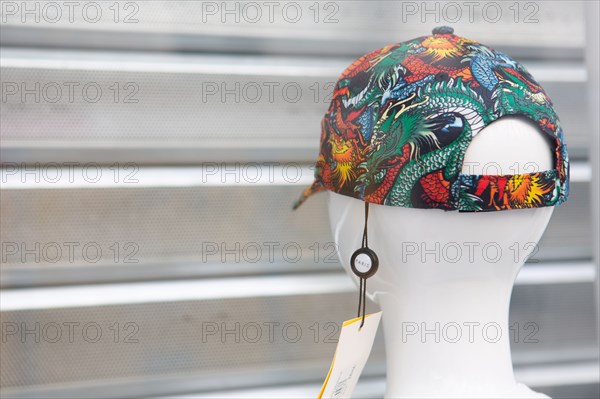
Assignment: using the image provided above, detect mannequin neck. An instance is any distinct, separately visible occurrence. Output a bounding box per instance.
[375,262,546,398]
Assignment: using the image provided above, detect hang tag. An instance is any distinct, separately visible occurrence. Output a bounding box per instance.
[318,311,382,399]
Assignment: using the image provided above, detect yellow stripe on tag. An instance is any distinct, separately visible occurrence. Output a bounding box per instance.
[342,313,374,327]
[317,352,336,399]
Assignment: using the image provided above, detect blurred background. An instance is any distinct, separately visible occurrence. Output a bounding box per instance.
[1,1,599,398]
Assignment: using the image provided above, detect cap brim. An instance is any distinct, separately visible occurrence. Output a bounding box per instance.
[292,181,326,210]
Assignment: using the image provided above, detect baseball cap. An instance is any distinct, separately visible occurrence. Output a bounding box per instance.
[294,26,569,212]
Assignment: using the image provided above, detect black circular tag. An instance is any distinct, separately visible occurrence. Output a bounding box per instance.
[350,248,379,278]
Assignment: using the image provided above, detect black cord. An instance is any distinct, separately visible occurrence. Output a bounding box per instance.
[360,278,367,329]
[358,202,370,329]
[357,277,363,318]
[362,202,369,248]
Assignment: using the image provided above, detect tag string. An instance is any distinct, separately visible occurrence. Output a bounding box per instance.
[357,278,363,320]
[357,202,370,329]
[358,278,367,329]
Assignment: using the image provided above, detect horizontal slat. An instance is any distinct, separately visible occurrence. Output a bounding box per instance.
[166,364,600,399]
[0,162,592,189]
[0,49,590,164]
[516,261,596,285]
[170,371,600,399]
[0,274,353,311]
[2,262,596,311]
[0,165,315,189]
[0,1,584,57]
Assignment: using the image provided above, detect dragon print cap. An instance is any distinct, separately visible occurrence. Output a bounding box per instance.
[294,26,569,212]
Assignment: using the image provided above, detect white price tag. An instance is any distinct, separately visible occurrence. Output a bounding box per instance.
[318,311,382,399]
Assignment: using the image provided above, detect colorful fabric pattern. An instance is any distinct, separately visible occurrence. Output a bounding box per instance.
[294,27,569,212]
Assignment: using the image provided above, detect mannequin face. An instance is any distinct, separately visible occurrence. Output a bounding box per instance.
[327,117,555,302]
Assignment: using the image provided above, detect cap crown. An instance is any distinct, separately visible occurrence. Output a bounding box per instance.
[297,28,569,211]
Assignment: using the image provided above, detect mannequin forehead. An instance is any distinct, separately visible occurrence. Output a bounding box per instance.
[327,191,554,271]
[462,116,554,175]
